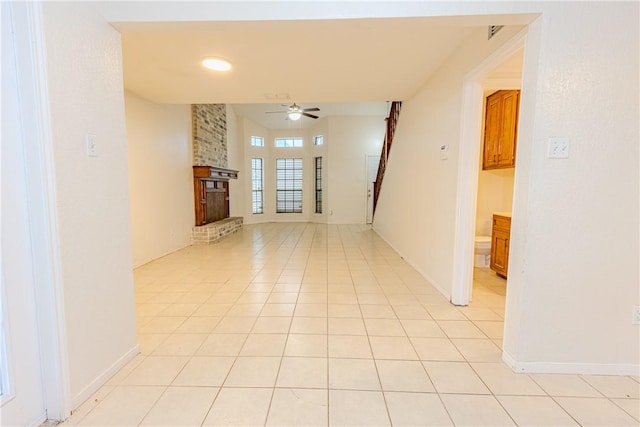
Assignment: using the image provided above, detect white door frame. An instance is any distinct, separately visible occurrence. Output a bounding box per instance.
[450,29,527,306]
[8,2,71,420]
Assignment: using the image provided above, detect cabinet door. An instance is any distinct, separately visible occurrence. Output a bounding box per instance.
[483,92,502,169]
[497,90,520,167]
[490,228,510,277]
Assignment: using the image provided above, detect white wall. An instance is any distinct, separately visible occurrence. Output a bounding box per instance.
[42,2,138,405]
[327,116,385,224]
[374,25,524,295]
[125,92,193,267]
[226,105,245,218]
[309,118,329,223]
[234,116,384,224]
[503,2,639,373]
[239,118,272,223]
[237,119,326,224]
[475,168,514,237]
[375,3,639,373]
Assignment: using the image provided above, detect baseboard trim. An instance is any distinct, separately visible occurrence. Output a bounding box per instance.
[133,243,191,269]
[372,226,452,301]
[27,412,47,427]
[71,345,140,409]
[502,350,640,375]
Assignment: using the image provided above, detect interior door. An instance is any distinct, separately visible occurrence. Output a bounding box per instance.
[366,155,380,224]
[1,4,47,425]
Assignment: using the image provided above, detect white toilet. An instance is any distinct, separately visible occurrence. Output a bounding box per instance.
[474,236,491,268]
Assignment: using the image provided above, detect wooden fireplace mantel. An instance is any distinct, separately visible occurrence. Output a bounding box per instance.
[193,166,239,226]
[193,166,239,180]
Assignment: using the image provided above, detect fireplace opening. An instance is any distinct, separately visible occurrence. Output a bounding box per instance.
[193,166,238,226]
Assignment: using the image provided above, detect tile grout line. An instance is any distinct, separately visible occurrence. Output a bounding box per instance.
[383,247,457,427]
[325,224,332,426]
[135,385,171,427]
[121,224,636,427]
[201,224,291,426]
[261,222,313,426]
[354,229,395,427]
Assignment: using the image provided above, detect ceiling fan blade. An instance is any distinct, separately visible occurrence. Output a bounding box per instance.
[303,112,319,119]
[303,108,320,112]
[266,110,287,114]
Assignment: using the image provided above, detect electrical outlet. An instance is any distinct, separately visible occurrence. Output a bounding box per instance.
[633,306,640,325]
[547,137,570,159]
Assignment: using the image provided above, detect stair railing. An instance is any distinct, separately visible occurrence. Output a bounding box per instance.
[373,101,402,215]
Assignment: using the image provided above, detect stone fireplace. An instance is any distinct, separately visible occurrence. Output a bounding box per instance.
[191,104,242,244]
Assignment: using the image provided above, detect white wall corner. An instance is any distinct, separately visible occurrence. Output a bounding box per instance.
[70,345,140,410]
[372,226,452,302]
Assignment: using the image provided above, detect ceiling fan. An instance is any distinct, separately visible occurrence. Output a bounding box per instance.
[266,103,320,121]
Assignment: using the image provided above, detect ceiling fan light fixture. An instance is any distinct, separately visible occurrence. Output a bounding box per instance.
[266,103,320,121]
[287,104,303,120]
[201,57,232,71]
[288,111,302,121]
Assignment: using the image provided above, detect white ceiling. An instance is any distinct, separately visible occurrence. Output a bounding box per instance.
[120,17,480,105]
[117,15,529,129]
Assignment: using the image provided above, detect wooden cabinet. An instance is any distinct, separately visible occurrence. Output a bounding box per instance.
[483,90,520,170]
[490,214,511,278]
[193,166,238,226]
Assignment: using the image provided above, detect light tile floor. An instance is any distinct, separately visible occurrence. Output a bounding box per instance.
[61,223,639,426]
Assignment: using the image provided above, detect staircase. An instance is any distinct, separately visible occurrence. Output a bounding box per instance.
[373,101,402,215]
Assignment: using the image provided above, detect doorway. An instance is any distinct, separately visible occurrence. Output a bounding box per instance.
[451,29,527,307]
[471,56,522,308]
[365,155,380,224]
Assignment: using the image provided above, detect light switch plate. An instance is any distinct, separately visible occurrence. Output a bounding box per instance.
[547,137,570,159]
[86,133,98,157]
[440,144,449,160]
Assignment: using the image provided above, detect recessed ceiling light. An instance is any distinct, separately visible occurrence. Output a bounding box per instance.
[202,57,232,71]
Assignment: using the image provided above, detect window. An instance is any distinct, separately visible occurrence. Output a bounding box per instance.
[314,135,324,146]
[251,136,264,147]
[276,158,303,213]
[274,137,303,148]
[315,157,323,214]
[251,158,264,214]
